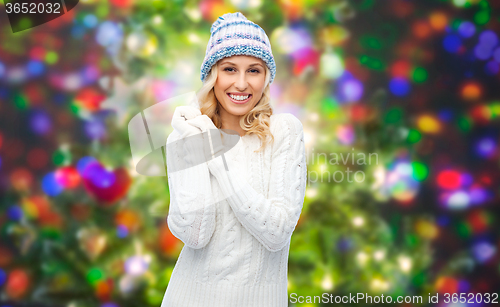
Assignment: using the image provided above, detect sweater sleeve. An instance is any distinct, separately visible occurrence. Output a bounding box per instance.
[207,114,307,252]
[166,130,216,249]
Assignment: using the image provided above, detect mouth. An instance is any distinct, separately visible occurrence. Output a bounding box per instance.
[227,93,252,104]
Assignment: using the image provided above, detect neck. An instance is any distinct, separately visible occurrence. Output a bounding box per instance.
[219,108,246,137]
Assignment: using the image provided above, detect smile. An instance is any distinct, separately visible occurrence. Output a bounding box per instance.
[227,93,252,104]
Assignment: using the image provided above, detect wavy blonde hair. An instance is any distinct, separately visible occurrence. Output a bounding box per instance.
[196,59,275,152]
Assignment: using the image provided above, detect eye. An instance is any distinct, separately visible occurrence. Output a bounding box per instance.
[223,67,235,72]
[249,69,260,73]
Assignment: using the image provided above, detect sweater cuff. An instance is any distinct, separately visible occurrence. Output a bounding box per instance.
[170,161,212,215]
[182,133,211,167]
[207,154,227,173]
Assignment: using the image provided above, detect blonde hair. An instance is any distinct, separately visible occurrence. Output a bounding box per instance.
[196,59,275,152]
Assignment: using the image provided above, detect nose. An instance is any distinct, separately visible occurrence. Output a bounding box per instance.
[234,71,248,91]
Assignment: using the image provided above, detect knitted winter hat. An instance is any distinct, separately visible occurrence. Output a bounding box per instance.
[200,12,277,84]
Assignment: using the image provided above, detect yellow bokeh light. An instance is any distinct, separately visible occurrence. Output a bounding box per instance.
[352,216,364,227]
[321,273,334,290]
[398,255,412,273]
[373,250,385,261]
[306,187,318,198]
[371,277,390,291]
[415,220,439,239]
[357,252,369,266]
[321,25,350,46]
[416,114,441,134]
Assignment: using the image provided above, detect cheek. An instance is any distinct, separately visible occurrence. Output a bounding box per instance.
[254,81,266,94]
[255,75,266,88]
[214,83,224,96]
[214,85,228,105]
[215,80,229,93]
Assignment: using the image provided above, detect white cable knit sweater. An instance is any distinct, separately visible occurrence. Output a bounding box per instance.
[161,112,307,307]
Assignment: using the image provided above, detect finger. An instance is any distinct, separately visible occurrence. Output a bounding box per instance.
[187,115,217,133]
[172,107,196,125]
[185,118,206,133]
[172,118,189,131]
[177,106,201,120]
[187,116,227,158]
[172,107,201,134]
[172,118,202,138]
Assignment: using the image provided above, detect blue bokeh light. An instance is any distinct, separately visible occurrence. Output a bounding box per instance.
[83,14,98,28]
[389,77,410,96]
[485,60,499,75]
[117,225,128,238]
[96,21,123,56]
[84,119,107,140]
[336,71,363,103]
[0,268,7,287]
[77,156,98,175]
[443,34,462,53]
[0,61,5,78]
[7,205,23,221]
[479,30,498,47]
[42,172,64,196]
[438,109,453,122]
[474,44,493,60]
[30,109,52,135]
[26,60,44,76]
[458,21,475,38]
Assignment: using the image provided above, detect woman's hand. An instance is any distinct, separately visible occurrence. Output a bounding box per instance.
[187,115,226,159]
[171,106,203,138]
[185,114,217,133]
[171,108,220,165]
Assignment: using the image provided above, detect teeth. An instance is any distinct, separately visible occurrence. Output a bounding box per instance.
[229,94,249,101]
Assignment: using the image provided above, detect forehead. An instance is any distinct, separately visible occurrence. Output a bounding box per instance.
[218,55,265,66]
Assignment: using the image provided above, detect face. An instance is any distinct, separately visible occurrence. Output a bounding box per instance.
[213,55,267,121]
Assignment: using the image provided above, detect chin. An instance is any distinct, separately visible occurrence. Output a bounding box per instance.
[226,105,251,116]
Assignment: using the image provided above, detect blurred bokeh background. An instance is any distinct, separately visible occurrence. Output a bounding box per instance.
[0,0,499,306]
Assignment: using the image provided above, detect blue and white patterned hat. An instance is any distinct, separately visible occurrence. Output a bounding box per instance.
[200,12,277,84]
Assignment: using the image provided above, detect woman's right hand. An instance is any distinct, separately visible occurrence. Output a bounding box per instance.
[171,106,209,166]
[171,106,203,138]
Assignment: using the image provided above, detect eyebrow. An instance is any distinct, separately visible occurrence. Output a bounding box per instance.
[220,61,264,68]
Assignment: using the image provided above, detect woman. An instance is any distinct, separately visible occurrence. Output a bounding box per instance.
[161,12,307,307]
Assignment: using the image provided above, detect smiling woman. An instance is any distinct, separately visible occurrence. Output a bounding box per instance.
[195,54,275,152]
[214,56,268,136]
[220,60,263,104]
[161,12,307,307]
